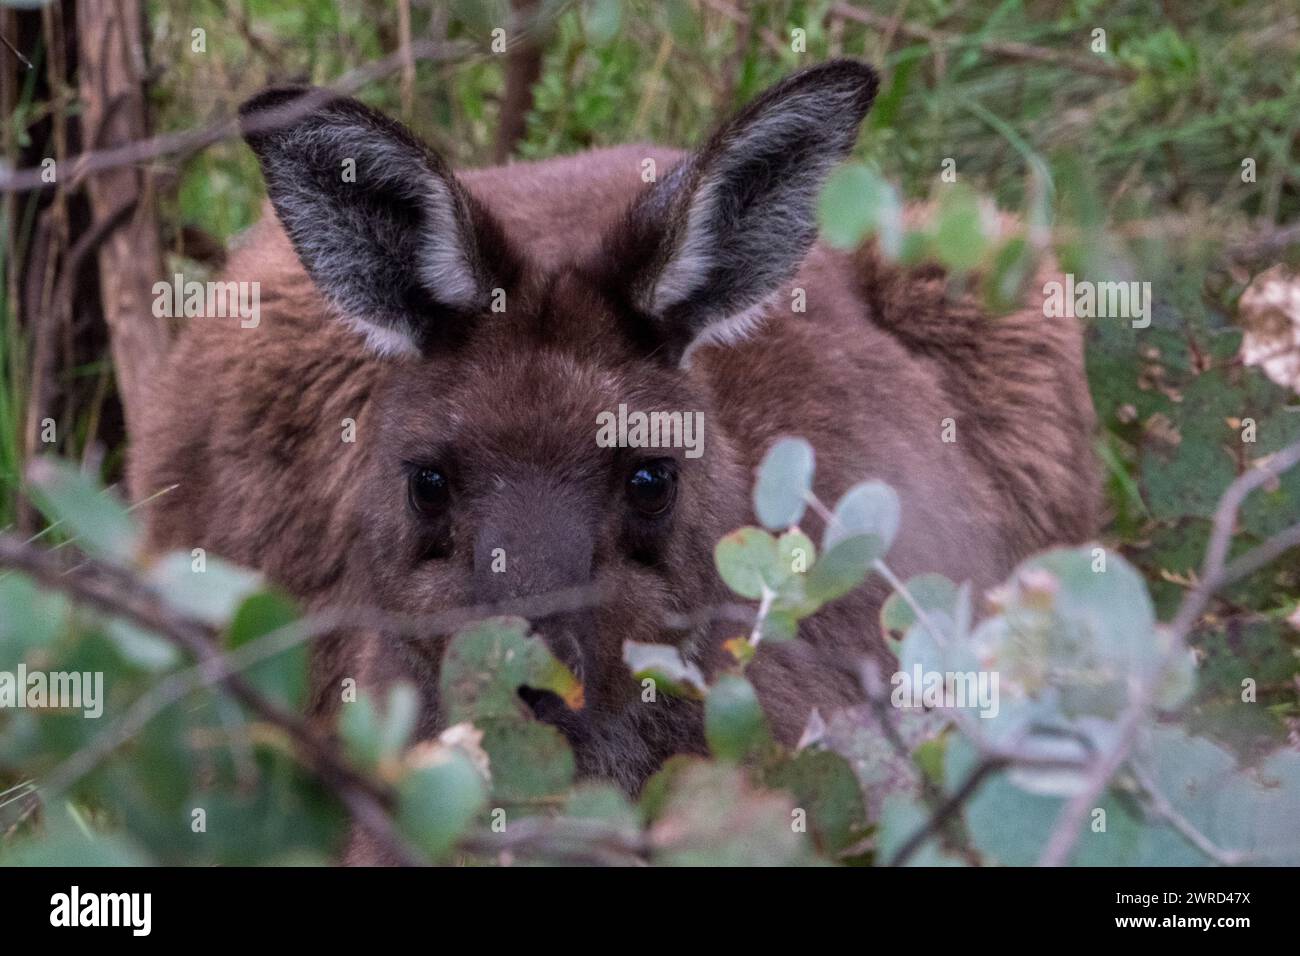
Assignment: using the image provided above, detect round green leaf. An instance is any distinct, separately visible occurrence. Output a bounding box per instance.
[932,184,990,272]
[777,529,816,576]
[340,693,383,771]
[824,480,900,554]
[705,674,769,761]
[803,535,876,607]
[583,0,622,45]
[818,163,902,255]
[623,641,708,698]
[758,607,800,643]
[880,573,960,638]
[754,438,814,530]
[0,573,72,667]
[765,749,870,856]
[149,551,264,628]
[440,617,583,724]
[227,591,306,710]
[714,526,784,599]
[480,719,574,802]
[397,749,487,859]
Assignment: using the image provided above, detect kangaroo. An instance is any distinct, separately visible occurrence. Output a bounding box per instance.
[129,61,1098,834]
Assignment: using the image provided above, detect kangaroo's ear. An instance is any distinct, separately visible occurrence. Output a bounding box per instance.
[596,60,878,365]
[239,87,521,356]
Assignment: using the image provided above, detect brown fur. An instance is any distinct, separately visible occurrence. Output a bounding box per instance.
[129,77,1098,862]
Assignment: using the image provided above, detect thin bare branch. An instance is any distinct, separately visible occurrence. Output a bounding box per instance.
[828,3,1136,80]
[0,30,33,71]
[461,816,648,866]
[887,756,1008,866]
[0,37,475,194]
[1129,762,1248,866]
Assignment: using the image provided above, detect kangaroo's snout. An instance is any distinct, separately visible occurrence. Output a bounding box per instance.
[472,473,596,684]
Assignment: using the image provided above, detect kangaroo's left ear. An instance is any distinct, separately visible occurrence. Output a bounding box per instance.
[594,60,878,365]
[239,86,522,357]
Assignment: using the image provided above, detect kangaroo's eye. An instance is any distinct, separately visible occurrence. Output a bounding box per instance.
[626,460,677,516]
[409,467,450,513]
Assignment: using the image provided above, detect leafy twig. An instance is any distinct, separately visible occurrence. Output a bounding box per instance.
[1129,762,1249,866]
[0,533,423,866]
[887,755,1008,866]
[1038,438,1300,866]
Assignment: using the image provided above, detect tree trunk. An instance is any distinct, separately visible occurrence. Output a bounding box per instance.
[75,0,168,452]
[4,1,117,532]
[493,0,543,164]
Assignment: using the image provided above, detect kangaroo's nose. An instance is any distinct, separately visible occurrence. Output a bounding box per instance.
[472,473,595,681]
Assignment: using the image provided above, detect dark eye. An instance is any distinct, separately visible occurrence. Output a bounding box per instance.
[409,466,450,513]
[626,460,677,516]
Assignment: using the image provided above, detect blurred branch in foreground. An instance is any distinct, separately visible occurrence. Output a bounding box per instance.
[0,531,424,866]
[1038,438,1300,866]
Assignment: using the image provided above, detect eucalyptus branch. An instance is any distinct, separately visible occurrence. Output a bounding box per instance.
[887,755,1009,867]
[873,440,1300,867]
[859,659,970,862]
[861,573,1089,865]
[32,577,619,800]
[0,530,682,866]
[1129,762,1249,866]
[1039,438,1300,867]
[0,533,422,866]
[461,817,648,867]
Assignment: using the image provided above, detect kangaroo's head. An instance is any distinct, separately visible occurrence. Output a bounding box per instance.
[239,61,877,790]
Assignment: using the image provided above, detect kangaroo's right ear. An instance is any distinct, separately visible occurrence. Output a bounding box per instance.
[239,87,521,356]
[591,60,877,367]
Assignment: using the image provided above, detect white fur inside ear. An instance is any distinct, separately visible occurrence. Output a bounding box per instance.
[636,68,873,369]
[678,294,774,368]
[264,123,487,358]
[329,174,482,358]
[650,175,721,316]
[339,311,422,358]
[651,104,823,318]
[417,177,482,311]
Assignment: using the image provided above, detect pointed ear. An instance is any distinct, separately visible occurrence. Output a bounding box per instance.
[596,60,878,364]
[239,87,521,356]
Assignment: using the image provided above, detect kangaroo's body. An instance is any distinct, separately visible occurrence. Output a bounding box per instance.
[130,64,1098,861]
